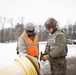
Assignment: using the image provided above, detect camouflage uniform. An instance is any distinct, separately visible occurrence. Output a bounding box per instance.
[44,18,68,75]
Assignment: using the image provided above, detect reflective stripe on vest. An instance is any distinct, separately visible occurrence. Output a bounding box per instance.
[21,33,39,56]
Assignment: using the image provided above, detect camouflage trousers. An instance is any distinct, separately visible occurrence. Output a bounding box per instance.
[49,57,67,75]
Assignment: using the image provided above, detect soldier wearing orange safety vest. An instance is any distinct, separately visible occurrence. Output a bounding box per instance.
[17,22,39,59]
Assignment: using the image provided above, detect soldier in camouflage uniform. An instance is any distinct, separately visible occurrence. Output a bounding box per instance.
[42,18,68,75]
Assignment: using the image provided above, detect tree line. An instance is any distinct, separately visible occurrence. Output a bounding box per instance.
[0,16,76,43]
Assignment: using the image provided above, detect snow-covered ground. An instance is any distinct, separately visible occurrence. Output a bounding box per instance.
[0,42,76,69]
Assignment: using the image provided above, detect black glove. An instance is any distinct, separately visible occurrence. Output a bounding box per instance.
[17,51,19,55]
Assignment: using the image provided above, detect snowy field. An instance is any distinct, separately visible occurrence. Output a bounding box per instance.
[0,42,76,69]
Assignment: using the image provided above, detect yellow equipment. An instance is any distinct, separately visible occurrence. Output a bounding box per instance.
[0,55,40,75]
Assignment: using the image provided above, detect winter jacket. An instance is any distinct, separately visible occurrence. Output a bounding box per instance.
[18,31,39,57]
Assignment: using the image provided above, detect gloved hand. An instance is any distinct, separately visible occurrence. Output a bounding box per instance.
[42,54,49,61]
[17,51,19,55]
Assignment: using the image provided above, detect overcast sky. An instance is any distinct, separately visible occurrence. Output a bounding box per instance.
[0,0,76,28]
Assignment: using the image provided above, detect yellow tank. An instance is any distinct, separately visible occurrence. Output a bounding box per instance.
[0,55,40,75]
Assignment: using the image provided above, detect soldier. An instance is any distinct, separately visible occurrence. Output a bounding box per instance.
[17,22,39,59]
[41,18,68,75]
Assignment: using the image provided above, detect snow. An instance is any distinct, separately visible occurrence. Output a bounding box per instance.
[0,42,76,69]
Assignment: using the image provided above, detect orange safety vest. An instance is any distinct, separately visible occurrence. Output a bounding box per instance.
[21,33,39,57]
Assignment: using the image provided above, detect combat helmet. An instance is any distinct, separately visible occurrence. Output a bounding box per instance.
[25,22,35,31]
[45,18,57,29]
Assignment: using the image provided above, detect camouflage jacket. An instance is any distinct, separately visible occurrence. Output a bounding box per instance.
[45,30,68,58]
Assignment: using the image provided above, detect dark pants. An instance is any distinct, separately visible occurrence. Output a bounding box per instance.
[49,57,67,75]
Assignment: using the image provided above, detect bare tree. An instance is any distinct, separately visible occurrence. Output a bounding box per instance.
[8,18,14,41]
[14,23,24,40]
[18,16,25,24]
[72,23,76,39]
[0,16,7,42]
